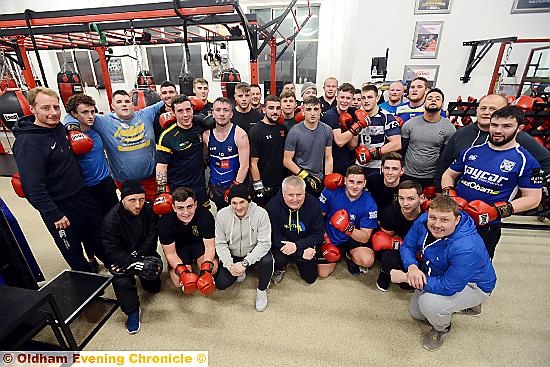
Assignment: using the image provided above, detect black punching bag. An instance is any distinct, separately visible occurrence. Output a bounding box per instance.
[0,88,31,130]
[179,73,194,96]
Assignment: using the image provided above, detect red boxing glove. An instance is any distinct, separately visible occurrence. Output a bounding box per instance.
[372,231,403,252]
[451,196,468,210]
[395,116,405,127]
[294,111,305,123]
[514,95,535,112]
[324,173,344,190]
[441,186,457,197]
[197,261,215,296]
[329,209,354,236]
[321,242,341,263]
[153,192,173,215]
[277,114,285,125]
[421,199,431,212]
[338,112,353,131]
[189,96,205,112]
[11,172,25,198]
[464,200,514,226]
[175,264,198,295]
[349,111,370,136]
[356,145,374,165]
[159,111,176,129]
[422,186,437,199]
[68,130,94,155]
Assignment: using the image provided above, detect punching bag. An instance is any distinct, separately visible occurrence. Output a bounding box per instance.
[179,73,194,96]
[130,88,161,111]
[137,70,156,91]
[0,88,31,130]
[221,68,241,101]
[0,77,17,91]
[57,70,84,108]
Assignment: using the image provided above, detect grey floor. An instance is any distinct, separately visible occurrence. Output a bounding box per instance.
[1,177,549,366]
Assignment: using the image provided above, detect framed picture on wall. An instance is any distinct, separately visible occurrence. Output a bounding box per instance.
[511,0,550,13]
[403,65,440,87]
[411,21,444,59]
[414,0,453,14]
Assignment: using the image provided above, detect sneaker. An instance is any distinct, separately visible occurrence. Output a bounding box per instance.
[344,253,360,276]
[272,270,285,284]
[89,259,100,274]
[461,304,482,317]
[255,288,268,312]
[376,272,390,292]
[236,272,247,283]
[359,266,370,274]
[422,327,449,351]
[126,309,141,334]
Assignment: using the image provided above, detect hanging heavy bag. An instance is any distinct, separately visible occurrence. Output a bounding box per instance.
[220,68,241,100]
[136,70,156,91]
[0,77,17,91]
[130,88,161,111]
[57,70,84,108]
[179,73,194,96]
[0,88,31,130]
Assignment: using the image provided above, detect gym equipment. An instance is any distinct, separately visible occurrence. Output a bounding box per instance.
[57,52,84,108]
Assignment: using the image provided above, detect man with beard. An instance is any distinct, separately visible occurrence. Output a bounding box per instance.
[318,165,378,278]
[396,77,446,123]
[248,96,288,205]
[250,83,263,111]
[434,94,550,191]
[320,77,338,113]
[232,82,264,133]
[401,88,456,188]
[153,81,178,141]
[351,84,401,176]
[156,95,209,208]
[441,105,542,261]
[379,81,406,114]
[366,152,405,216]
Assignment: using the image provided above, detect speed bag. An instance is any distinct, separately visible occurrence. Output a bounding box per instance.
[220,68,241,100]
[178,73,194,96]
[57,71,84,107]
[0,88,31,130]
[131,88,161,111]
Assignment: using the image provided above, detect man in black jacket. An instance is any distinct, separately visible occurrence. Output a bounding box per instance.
[12,87,104,272]
[102,181,161,334]
[434,93,550,190]
[265,176,324,284]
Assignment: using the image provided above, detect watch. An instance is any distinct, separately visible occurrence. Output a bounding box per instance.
[241,259,249,268]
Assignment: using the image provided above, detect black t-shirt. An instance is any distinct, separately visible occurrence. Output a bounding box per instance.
[156,123,205,193]
[366,174,399,216]
[379,203,419,239]
[158,206,215,248]
[200,101,213,116]
[319,96,337,113]
[232,108,264,133]
[321,106,358,175]
[249,121,288,189]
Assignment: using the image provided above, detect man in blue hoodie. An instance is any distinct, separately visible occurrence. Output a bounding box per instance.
[265,176,324,285]
[392,196,496,351]
[12,87,105,272]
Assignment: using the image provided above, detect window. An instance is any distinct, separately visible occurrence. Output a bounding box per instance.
[251,5,320,84]
[56,50,104,87]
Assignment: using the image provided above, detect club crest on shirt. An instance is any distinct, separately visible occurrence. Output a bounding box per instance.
[500,159,515,172]
[468,154,477,161]
[227,146,233,152]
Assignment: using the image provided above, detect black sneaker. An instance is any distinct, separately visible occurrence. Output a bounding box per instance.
[376,271,390,292]
[344,253,360,276]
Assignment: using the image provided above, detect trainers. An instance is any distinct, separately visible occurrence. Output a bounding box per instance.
[236,272,247,283]
[126,309,141,334]
[272,270,285,284]
[344,253,360,276]
[461,304,482,316]
[422,327,449,351]
[255,288,268,312]
[376,271,390,292]
[359,266,370,274]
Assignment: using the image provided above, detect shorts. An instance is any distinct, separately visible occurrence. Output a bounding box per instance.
[316,239,369,264]
[175,243,206,265]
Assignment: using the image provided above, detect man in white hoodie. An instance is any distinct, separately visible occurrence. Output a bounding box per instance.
[214,184,273,311]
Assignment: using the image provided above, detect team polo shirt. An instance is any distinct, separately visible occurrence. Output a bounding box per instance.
[158,207,215,248]
[356,109,400,169]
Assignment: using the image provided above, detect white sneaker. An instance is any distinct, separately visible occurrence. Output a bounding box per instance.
[359,266,370,274]
[236,272,247,283]
[255,288,268,312]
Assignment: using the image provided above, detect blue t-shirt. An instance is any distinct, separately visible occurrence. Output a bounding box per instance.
[396,102,446,123]
[319,187,378,245]
[451,143,542,204]
[78,128,111,186]
[379,101,405,115]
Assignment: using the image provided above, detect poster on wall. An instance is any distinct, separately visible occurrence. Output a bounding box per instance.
[511,0,550,13]
[403,65,440,87]
[108,58,125,83]
[411,21,443,59]
[414,0,453,14]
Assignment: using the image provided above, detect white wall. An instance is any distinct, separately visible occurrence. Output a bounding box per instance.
[3,0,549,112]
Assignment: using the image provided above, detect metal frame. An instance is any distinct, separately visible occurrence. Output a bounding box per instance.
[460,36,517,83]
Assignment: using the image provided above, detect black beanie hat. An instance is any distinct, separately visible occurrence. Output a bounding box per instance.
[227,184,251,203]
[120,180,145,200]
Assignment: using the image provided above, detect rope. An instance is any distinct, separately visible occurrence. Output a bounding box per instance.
[496,43,513,93]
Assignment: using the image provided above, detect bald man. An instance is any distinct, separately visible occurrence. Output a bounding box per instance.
[379,81,406,114]
[434,94,550,190]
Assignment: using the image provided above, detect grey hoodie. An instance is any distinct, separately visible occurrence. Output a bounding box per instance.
[215,201,271,270]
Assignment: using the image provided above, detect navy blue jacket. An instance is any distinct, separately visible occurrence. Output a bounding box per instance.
[400,212,497,296]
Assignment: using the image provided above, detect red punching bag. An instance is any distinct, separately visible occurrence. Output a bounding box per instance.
[0,88,31,130]
[130,88,161,111]
[0,77,17,91]
[220,68,241,101]
[57,70,84,108]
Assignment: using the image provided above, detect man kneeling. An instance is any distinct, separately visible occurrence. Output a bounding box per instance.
[391,196,496,351]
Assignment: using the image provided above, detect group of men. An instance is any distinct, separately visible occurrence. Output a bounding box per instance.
[10,73,547,349]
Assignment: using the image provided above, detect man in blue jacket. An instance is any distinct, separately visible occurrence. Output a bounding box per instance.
[391,196,496,351]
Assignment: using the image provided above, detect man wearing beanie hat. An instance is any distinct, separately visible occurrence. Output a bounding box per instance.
[301,82,317,100]
[214,184,274,312]
[102,180,161,334]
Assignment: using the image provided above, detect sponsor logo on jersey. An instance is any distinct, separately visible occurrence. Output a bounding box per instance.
[500,159,516,172]
[464,166,509,185]
[192,225,199,236]
[467,154,477,161]
[369,210,377,219]
[350,214,356,221]
[459,179,500,195]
